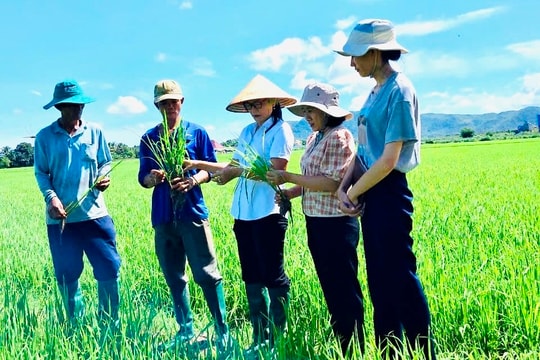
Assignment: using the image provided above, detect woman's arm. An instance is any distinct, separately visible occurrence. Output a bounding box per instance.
[347,141,403,204]
[183,159,229,173]
[275,171,340,192]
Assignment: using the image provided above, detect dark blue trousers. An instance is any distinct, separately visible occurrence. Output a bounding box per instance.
[306,215,364,354]
[361,170,435,359]
[233,214,289,289]
[47,216,121,283]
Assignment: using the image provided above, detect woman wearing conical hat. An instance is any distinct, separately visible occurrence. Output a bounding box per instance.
[184,74,296,356]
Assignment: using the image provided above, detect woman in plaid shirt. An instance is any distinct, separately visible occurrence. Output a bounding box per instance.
[267,82,365,356]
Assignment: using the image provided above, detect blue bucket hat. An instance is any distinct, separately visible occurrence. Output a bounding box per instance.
[43,79,95,110]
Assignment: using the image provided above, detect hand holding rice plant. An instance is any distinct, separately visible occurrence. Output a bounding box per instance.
[141,110,190,218]
[60,160,123,233]
[235,142,292,216]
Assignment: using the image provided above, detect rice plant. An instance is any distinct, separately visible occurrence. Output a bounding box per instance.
[141,109,189,218]
[234,140,292,217]
[61,160,123,232]
[1,138,539,359]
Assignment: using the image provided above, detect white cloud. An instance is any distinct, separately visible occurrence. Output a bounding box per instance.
[289,71,314,91]
[179,1,192,10]
[396,7,505,36]
[335,16,356,31]
[31,90,41,96]
[206,120,246,142]
[107,96,147,115]
[421,72,540,114]
[522,73,540,93]
[191,58,216,77]
[507,40,540,60]
[155,52,167,62]
[249,37,329,72]
[328,30,348,54]
[398,50,515,80]
[100,83,115,90]
[403,51,469,78]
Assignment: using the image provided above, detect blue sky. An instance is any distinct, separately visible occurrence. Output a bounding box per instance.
[1,0,539,148]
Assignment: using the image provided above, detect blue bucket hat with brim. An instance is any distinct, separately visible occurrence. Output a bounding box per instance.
[43,79,95,110]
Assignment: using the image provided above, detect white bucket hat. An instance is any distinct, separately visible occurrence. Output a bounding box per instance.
[335,19,408,57]
[226,74,297,113]
[287,82,352,120]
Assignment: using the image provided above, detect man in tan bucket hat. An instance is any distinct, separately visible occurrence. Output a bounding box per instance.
[184,74,296,358]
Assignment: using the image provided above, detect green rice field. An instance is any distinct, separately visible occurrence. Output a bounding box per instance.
[1,138,539,359]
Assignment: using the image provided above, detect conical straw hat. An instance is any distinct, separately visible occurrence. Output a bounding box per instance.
[226,74,297,113]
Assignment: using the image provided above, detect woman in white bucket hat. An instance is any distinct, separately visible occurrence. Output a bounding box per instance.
[267,82,365,356]
[335,19,436,359]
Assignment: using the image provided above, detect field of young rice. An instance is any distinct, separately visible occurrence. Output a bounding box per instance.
[0,138,539,359]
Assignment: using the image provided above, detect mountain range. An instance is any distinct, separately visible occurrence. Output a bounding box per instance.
[288,106,540,141]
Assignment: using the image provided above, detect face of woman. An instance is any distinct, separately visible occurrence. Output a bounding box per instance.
[243,99,275,124]
[350,50,376,77]
[301,106,326,132]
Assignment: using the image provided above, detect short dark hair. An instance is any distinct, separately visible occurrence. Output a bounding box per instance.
[326,115,347,128]
[380,50,402,62]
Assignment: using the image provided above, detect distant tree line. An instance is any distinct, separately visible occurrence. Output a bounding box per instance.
[0,142,139,169]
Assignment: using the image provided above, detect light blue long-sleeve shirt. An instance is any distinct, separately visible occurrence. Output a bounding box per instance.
[34,119,112,225]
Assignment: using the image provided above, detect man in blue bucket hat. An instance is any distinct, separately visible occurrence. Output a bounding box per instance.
[34,79,122,330]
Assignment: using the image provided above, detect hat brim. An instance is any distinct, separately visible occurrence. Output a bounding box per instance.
[287,102,352,120]
[335,41,408,57]
[154,93,184,104]
[43,95,95,110]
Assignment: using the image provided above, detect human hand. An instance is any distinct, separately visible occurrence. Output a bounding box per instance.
[47,197,67,220]
[170,176,197,193]
[266,170,286,186]
[94,176,111,192]
[146,169,165,187]
[338,188,363,217]
[212,167,234,185]
[273,188,288,204]
[182,160,198,171]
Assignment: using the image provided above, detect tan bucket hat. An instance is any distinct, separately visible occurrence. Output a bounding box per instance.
[226,74,297,113]
[287,82,352,120]
[154,79,184,104]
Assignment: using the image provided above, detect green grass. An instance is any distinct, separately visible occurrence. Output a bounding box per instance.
[0,138,539,359]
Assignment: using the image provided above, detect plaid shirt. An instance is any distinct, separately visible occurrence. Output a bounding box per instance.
[300,126,356,217]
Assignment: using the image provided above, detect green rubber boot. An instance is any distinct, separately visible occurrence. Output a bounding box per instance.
[97,279,120,328]
[59,280,85,323]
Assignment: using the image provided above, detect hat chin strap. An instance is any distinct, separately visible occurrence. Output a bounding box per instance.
[368,50,379,78]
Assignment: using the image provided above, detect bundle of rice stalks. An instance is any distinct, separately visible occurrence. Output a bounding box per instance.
[141,110,189,218]
[61,160,123,233]
[235,141,292,217]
